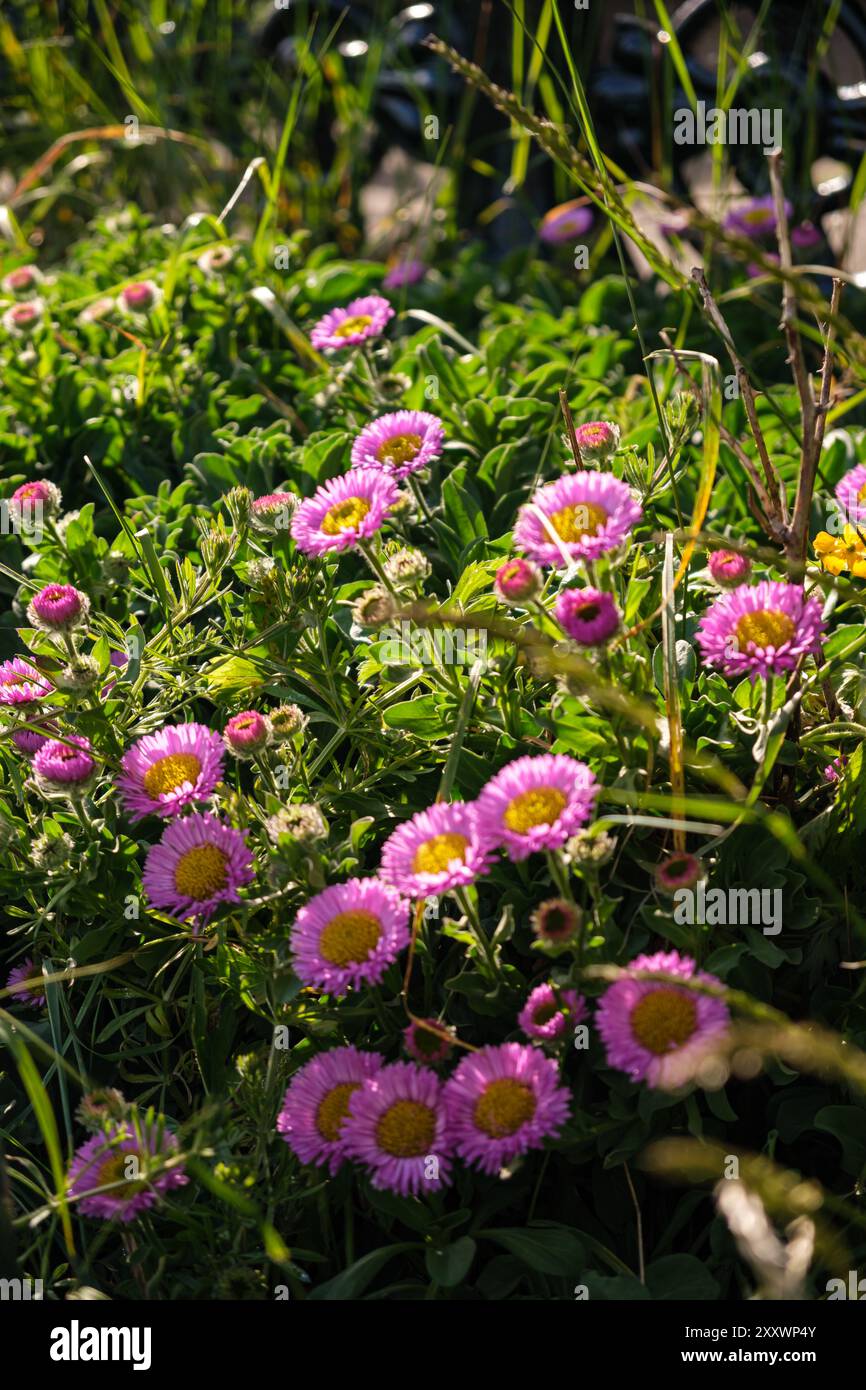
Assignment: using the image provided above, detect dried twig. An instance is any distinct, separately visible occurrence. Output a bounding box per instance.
[691,269,786,533]
[559,389,584,468]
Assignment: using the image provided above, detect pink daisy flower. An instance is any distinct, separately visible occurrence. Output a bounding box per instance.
[474,753,599,862]
[6,958,45,1009]
[494,557,542,605]
[277,1046,384,1175]
[116,722,225,822]
[142,813,253,923]
[383,258,426,290]
[350,410,444,480]
[655,851,703,894]
[723,195,791,239]
[77,296,117,326]
[67,1122,188,1223]
[10,479,62,521]
[290,877,410,994]
[309,295,394,351]
[223,710,273,759]
[290,467,399,556]
[341,1061,452,1195]
[33,735,96,795]
[791,221,822,249]
[119,280,161,316]
[514,471,642,566]
[2,298,45,335]
[250,492,297,534]
[835,464,866,525]
[11,725,53,755]
[572,420,620,462]
[27,583,90,632]
[696,580,825,680]
[539,199,593,245]
[518,983,586,1042]
[443,1042,571,1174]
[0,657,53,707]
[596,949,730,1090]
[403,1018,454,1065]
[2,265,43,296]
[823,755,847,784]
[379,801,494,898]
[708,549,751,586]
[554,587,620,645]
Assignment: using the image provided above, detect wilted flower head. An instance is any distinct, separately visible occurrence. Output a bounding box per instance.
[31,830,74,872]
[351,584,397,628]
[383,547,430,586]
[530,897,582,945]
[266,802,328,846]
[310,295,394,351]
[655,851,703,894]
[76,1088,129,1133]
[270,703,308,739]
[56,655,102,692]
[494,557,542,605]
[565,828,616,868]
[403,1018,455,1065]
[708,549,751,587]
[102,550,134,583]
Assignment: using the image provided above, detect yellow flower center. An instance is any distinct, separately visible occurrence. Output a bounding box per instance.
[376,432,422,468]
[316,1082,362,1142]
[97,1151,149,1198]
[413,832,469,875]
[503,786,567,834]
[630,989,697,1054]
[474,1078,537,1138]
[375,1099,437,1157]
[858,483,866,503]
[321,496,372,535]
[143,752,202,797]
[333,314,373,338]
[319,910,381,966]
[549,501,608,542]
[173,843,228,900]
[734,609,796,650]
[742,208,772,226]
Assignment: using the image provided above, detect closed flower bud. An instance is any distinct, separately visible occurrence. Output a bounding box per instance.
[270,703,308,739]
[266,802,328,846]
[573,420,620,463]
[56,655,102,692]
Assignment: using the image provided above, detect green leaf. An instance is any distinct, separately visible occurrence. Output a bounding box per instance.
[425,1236,476,1287]
[478,1223,585,1276]
[308,1243,420,1300]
